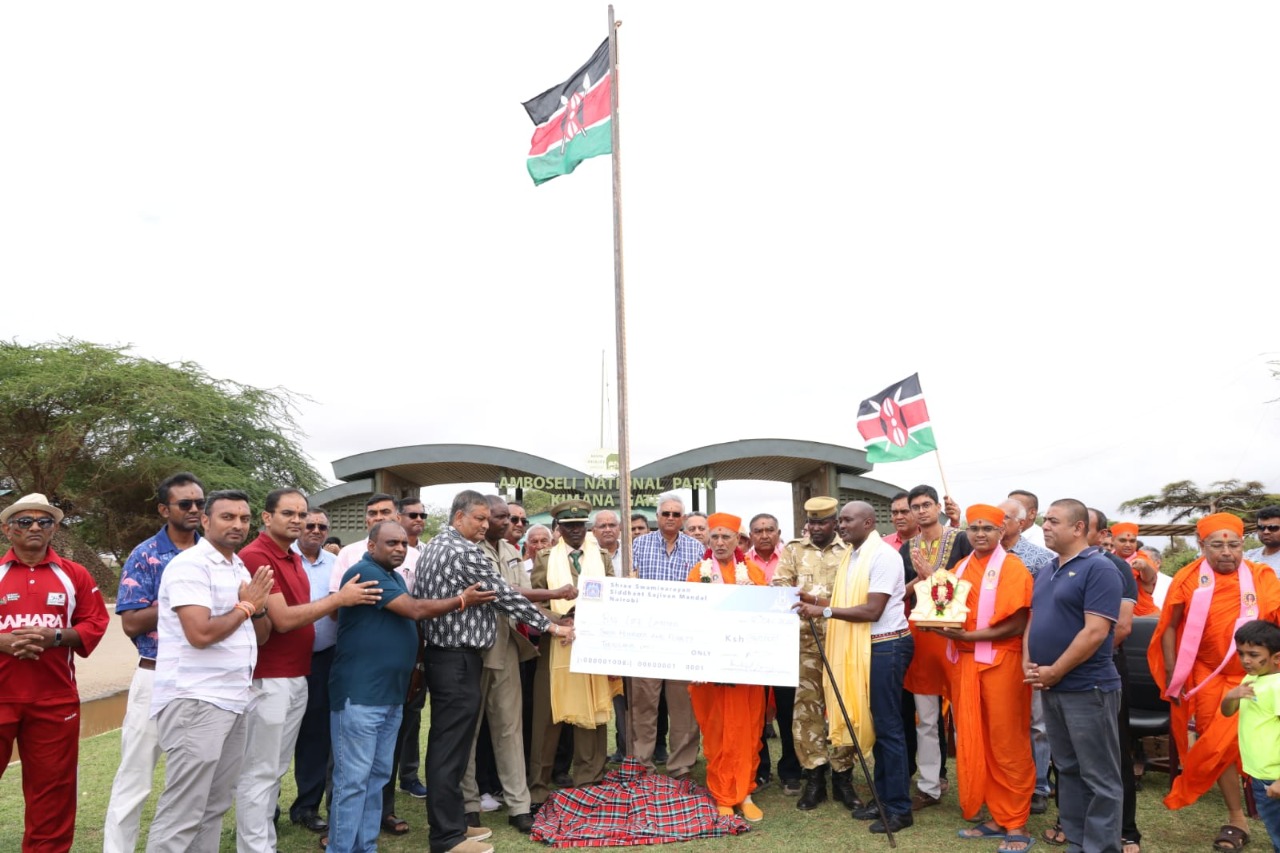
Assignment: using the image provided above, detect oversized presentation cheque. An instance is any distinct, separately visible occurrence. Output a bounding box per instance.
[570,577,800,687]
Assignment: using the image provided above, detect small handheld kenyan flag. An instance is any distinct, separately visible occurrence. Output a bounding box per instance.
[856,373,937,463]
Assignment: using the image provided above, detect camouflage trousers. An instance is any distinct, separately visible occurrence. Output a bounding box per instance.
[793,629,855,772]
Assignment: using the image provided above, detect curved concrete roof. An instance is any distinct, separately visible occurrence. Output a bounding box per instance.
[331,444,586,487]
[308,477,374,508]
[632,439,870,483]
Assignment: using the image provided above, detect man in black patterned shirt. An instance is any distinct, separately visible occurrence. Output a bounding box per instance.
[413,490,574,853]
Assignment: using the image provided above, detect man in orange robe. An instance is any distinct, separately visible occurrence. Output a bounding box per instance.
[1111,522,1160,616]
[685,513,768,823]
[1148,512,1280,850]
[935,505,1035,852]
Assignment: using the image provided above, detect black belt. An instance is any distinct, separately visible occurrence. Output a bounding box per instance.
[138,658,156,671]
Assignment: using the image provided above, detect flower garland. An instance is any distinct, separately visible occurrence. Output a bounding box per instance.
[930,574,956,617]
[698,547,753,584]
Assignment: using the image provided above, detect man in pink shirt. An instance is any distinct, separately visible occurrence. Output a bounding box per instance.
[882,492,917,551]
[747,513,801,794]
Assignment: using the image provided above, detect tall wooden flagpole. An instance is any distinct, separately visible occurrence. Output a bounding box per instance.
[608,5,634,577]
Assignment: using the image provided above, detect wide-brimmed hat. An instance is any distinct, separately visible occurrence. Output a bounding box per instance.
[0,493,65,525]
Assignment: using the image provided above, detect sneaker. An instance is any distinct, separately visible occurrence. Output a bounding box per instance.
[465,826,493,841]
[445,841,493,853]
[400,779,428,799]
[479,793,502,812]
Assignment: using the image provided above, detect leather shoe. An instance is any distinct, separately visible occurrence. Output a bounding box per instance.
[465,812,481,827]
[869,812,913,833]
[508,813,535,833]
[852,803,880,821]
[552,771,573,787]
[1030,792,1048,815]
[911,791,941,811]
[292,811,329,833]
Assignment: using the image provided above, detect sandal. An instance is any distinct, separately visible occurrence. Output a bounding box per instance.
[998,835,1035,853]
[1122,837,1141,853]
[318,837,328,850]
[1213,824,1249,851]
[381,814,410,835]
[958,822,1005,839]
[1041,822,1066,846]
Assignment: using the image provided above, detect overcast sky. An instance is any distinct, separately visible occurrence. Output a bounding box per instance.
[3,2,1277,539]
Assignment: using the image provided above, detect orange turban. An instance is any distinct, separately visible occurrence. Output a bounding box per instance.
[1197,513,1244,540]
[707,513,742,534]
[965,504,1005,527]
[1110,522,1139,537]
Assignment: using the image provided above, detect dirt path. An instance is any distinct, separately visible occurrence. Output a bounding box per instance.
[77,609,139,701]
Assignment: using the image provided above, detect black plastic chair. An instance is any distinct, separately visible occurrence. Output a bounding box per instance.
[1125,616,1178,781]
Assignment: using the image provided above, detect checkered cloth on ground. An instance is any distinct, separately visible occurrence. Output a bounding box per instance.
[530,758,751,847]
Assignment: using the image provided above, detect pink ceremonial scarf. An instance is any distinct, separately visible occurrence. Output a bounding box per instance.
[946,545,1006,665]
[1167,560,1259,699]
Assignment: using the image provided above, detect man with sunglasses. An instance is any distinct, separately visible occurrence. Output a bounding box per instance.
[289,509,340,833]
[1246,506,1280,576]
[392,497,434,807]
[629,492,706,780]
[236,488,383,853]
[506,502,528,550]
[105,473,207,853]
[0,492,109,853]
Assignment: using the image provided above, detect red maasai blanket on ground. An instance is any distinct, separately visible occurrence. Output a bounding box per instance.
[530,758,751,847]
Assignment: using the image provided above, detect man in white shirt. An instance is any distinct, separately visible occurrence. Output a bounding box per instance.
[146,490,275,853]
[1245,505,1280,576]
[795,501,913,835]
[1008,490,1046,548]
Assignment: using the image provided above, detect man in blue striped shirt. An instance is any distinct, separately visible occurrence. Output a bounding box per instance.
[627,492,705,779]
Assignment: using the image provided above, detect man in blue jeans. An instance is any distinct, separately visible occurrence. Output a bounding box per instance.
[1024,498,1123,853]
[794,501,914,834]
[328,522,497,853]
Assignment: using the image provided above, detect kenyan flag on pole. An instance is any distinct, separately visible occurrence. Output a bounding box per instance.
[522,40,612,185]
[856,373,938,463]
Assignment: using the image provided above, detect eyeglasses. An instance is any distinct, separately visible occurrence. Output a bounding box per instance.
[170,499,206,512]
[1259,524,1280,533]
[509,516,527,525]
[660,511,683,519]
[403,512,429,520]
[10,516,56,530]
[305,523,330,531]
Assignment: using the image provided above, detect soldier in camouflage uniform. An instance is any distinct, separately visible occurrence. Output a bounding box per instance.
[770,496,860,812]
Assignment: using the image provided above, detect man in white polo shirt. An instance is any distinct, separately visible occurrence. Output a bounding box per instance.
[145,490,275,853]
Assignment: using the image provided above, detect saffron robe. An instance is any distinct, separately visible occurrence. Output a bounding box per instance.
[1147,558,1280,809]
[686,558,768,807]
[950,551,1035,827]
[1126,549,1162,617]
[902,527,970,696]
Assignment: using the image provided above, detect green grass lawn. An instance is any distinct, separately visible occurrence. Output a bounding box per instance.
[0,719,1258,852]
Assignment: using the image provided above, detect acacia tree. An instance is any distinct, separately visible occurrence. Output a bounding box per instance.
[1119,479,1276,521]
[0,339,324,585]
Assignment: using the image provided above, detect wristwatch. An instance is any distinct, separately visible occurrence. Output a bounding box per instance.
[821,606,833,619]
[53,629,63,647]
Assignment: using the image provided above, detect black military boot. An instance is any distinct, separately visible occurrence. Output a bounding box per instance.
[796,765,828,811]
[831,768,863,810]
